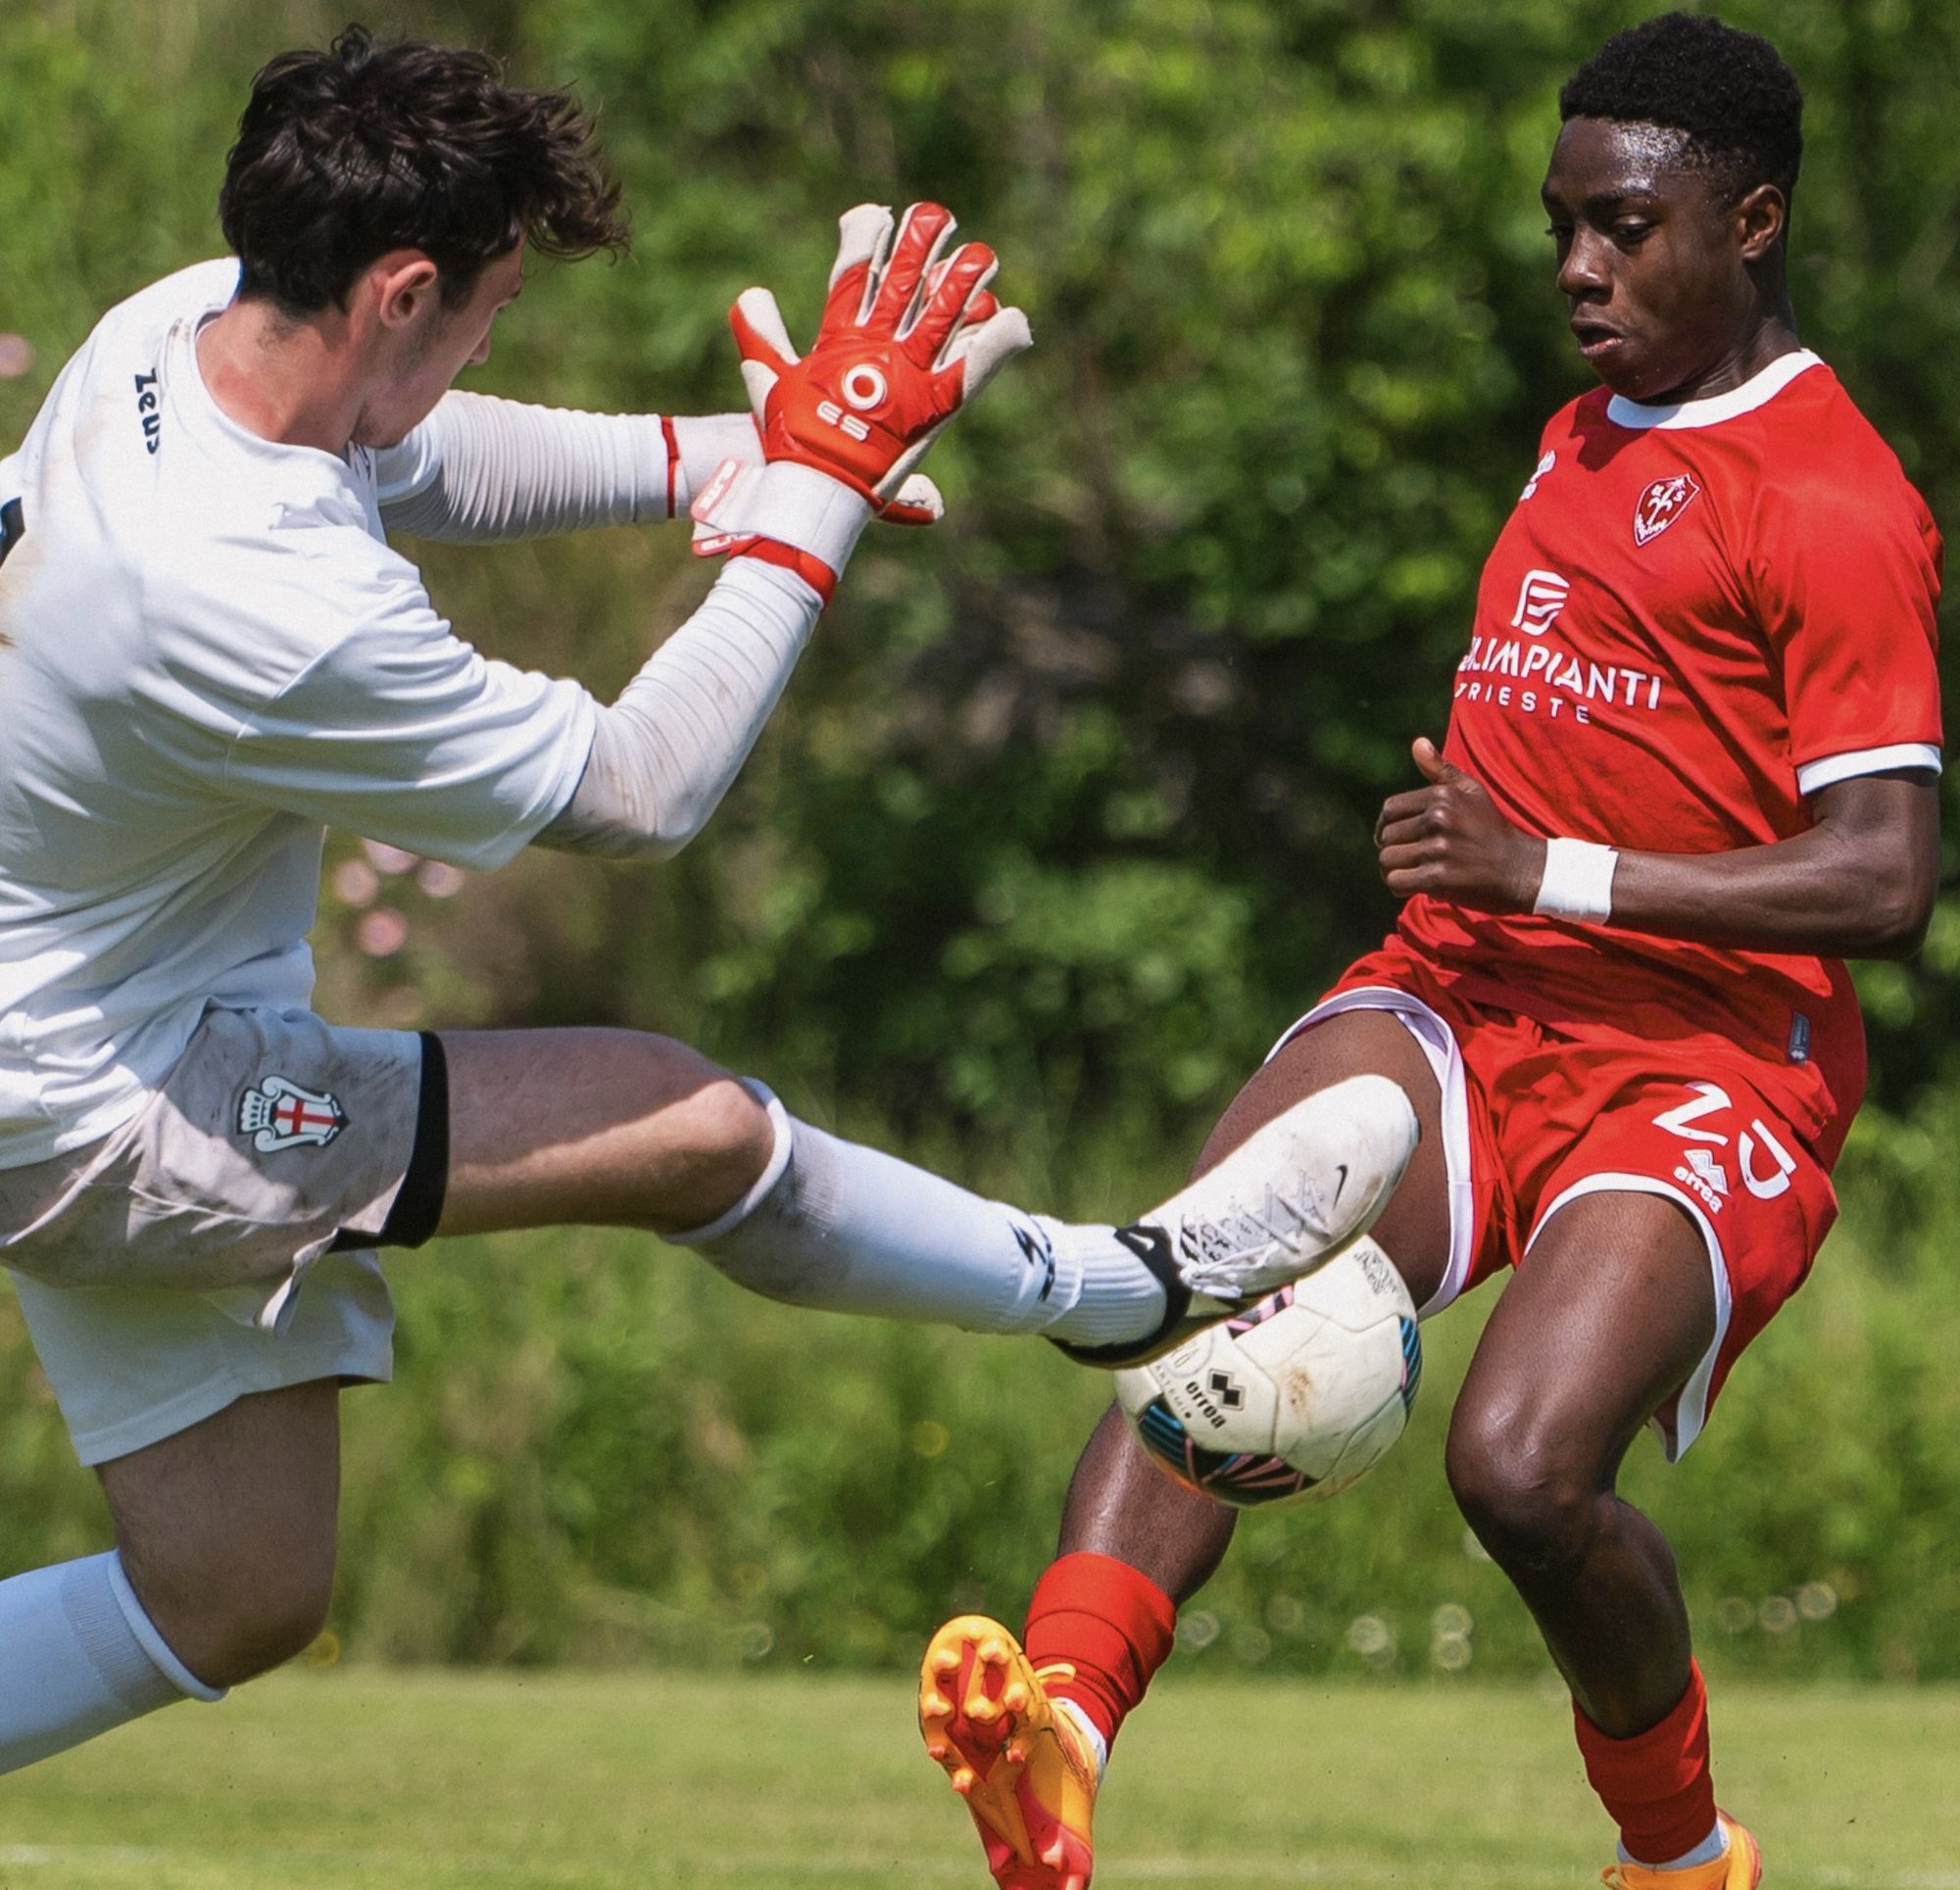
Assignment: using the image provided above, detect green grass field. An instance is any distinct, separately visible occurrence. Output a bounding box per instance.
[3,1669,1958,1888]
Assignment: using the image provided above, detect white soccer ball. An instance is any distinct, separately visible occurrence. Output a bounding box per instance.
[1115,1239,1422,1509]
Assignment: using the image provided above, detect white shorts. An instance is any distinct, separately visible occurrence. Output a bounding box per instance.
[0,1005,446,1466]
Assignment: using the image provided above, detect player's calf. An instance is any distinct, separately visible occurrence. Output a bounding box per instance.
[678,1074,1417,1365]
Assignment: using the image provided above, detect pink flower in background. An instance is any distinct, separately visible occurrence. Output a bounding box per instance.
[332,859,381,906]
[356,908,410,957]
[416,861,466,898]
[0,336,32,380]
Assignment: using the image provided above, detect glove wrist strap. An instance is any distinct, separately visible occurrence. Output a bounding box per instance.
[691,459,872,589]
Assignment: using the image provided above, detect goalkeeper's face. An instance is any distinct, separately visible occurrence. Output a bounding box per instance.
[1541,117,1785,406]
[352,243,526,450]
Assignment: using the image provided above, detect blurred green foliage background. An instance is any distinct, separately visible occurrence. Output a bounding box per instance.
[4,0,1960,1685]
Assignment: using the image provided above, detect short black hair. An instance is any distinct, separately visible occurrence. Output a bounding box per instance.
[1559,13,1803,209]
[220,24,628,316]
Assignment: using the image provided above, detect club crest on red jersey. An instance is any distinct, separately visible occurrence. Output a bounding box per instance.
[1634,471,1702,546]
[237,1076,348,1152]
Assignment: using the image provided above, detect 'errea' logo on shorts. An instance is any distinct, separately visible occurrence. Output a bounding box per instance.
[1652,1082,1796,1202]
[238,1076,348,1152]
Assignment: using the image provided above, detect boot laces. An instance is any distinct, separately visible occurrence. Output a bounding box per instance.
[1180,1180,1324,1291]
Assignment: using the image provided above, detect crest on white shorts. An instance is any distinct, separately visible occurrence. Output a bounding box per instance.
[238,1076,348,1152]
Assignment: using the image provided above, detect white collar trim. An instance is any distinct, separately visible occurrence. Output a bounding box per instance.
[1606,349,1824,431]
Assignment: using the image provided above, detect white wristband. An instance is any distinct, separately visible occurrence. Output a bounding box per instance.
[1534,837,1618,922]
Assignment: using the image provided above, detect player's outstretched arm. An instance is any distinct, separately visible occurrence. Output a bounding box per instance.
[375,395,946,545]
[372,202,1014,551]
[1375,737,1938,957]
[375,396,756,543]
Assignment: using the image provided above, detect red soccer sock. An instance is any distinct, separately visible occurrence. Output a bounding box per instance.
[1573,1662,1720,1866]
[1021,1551,1178,1755]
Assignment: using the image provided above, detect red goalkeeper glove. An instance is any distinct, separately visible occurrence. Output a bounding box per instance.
[693,202,1031,596]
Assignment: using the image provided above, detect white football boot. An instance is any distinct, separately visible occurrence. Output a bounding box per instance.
[1051,1073,1419,1367]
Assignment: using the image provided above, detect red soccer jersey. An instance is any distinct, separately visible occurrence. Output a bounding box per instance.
[1399,352,1943,1156]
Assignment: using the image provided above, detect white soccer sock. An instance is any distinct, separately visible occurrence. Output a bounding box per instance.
[673,1099,1167,1344]
[1620,1822,1729,1870]
[0,1551,223,1774]
[1052,1695,1109,1781]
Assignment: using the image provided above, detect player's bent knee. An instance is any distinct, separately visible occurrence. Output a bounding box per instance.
[1444,1403,1600,1575]
[652,1074,777,1233]
[204,1584,331,1689]
[121,1538,335,1691]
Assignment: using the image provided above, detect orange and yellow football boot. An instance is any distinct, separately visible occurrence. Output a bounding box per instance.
[919,1616,1101,1890]
[1601,1813,1762,1889]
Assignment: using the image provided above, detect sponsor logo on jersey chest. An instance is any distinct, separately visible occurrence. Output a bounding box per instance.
[1460,559,1669,723]
[1634,471,1701,546]
[1510,568,1570,633]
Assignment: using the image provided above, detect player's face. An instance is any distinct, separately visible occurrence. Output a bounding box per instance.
[1541,118,1772,405]
[355,245,526,449]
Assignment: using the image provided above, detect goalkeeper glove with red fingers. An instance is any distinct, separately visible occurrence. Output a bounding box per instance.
[692,201,1032,597]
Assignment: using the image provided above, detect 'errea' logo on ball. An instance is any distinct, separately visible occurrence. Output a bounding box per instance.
[1180,1371,1245,1429]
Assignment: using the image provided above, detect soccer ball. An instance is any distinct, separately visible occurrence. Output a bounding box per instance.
[1115,1240,1422,1509]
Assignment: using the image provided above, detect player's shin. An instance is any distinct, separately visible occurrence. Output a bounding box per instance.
[1021,1551,1177,1760]
[0,1550,222,1772]
[1577,1661,1725,1871]
[669,1088,1167,1345]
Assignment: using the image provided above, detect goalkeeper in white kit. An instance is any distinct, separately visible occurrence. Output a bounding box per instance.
[0,26,1412,1773]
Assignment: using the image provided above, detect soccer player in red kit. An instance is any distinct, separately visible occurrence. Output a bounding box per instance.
[919,15,1940,1887]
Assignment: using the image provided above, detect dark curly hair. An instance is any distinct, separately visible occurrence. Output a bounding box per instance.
[1560,13,1803,212]
[220,24,628,315]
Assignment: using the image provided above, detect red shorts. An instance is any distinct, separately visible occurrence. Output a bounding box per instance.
[1274,941,1839,1458]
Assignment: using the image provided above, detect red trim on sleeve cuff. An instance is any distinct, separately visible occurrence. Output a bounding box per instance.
[661,414,680,519]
